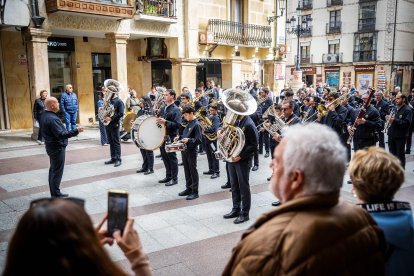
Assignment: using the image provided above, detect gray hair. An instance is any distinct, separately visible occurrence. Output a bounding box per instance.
[282,123,347,195]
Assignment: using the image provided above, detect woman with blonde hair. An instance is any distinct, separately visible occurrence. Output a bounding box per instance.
[349,147,414,276]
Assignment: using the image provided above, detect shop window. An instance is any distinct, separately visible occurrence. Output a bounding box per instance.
[394,70,403,89]
[48,52,72,99]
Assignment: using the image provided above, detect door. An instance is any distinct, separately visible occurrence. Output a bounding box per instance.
[91,53,111,115]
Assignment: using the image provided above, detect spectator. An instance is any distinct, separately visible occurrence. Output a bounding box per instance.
[60,84,79,131]
[125,88,140,114]
[3,199,152,276]
[33,89,48,145]
[222,124,385,275]
[349,146,414,276]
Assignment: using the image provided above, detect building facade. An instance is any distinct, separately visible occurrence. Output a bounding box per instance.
[285,0,414,94]
[0,0,285,131]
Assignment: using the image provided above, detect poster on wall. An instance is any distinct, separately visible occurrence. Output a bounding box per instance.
[325,71,340,89]
[377,70,386,90]
[357,73,373,93]
[343,72,351,88]
[274,63,285,80]
[316,74,323,85]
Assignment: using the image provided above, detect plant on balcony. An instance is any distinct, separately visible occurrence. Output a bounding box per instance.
[144,4,157,15]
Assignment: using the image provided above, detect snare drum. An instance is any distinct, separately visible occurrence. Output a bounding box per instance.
[131,115,166,150]
[165,142,187,153]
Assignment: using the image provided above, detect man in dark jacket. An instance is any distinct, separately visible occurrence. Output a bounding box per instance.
[33,90,48,144]
[60,84,79,131]
[41,97,83,197]
[373,91,390,148]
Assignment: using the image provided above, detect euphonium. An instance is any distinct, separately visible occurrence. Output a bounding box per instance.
[215,88,257,162]
[196,112,217,141]
[263,115,285,136]
[97,79,123,126]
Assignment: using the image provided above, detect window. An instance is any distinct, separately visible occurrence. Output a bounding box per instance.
[330,10,341,24]
[230,0,243,23]
[48,52,72,99]
[358,2,376,31]
[301,45,310,58]
[329,43,340,54]
[353,32,377,61]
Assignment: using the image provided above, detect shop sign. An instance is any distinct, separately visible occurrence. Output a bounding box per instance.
[47,37,75,52]
[290,67,316,74]
[343,72,351,87]
[377,70,387,89]
[324,67,340,72]
[355,65,375,72]
[274,63,285,80]
[18,54,27,65]
[316,74,323,84]
[198,32,215,45]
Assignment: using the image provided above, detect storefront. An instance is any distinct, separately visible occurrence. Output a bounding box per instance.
[324,67,340,90]
[355,65,375,94]
[196,59,222,88]
[151,60,172,88]
[291,67,316,87]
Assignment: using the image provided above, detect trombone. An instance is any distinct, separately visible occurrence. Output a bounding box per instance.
[303,93,349,123]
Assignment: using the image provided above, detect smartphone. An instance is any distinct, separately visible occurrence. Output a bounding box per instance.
[107,189,128,237]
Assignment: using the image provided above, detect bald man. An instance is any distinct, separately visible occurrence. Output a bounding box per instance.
[41,97,84,197]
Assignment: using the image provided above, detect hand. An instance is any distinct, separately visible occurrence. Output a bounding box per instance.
[95,214,113,246]
[328,104,335,111]
[356,118,366,125]
[259,127,265,132]
[231,156,241,162]
[156,117,166,125]
[104,116,112,123]
[216,130,222,139]
[77,125,84,132]
[113,218,143,254]
[181,138,189,144]
[173,136,179,142]
[347,126,354,135]
[273,133,281,142]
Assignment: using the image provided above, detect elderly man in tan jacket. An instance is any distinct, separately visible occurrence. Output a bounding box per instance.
[223,123,386,275]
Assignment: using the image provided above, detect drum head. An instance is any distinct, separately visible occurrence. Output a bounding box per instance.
[133,116,165,150]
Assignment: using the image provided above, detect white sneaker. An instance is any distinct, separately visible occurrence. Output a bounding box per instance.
[36,140,44,145]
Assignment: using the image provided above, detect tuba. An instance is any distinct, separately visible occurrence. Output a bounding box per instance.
[97,79,123,126]
[215,88,257,162]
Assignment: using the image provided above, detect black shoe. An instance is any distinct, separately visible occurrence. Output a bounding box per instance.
[223,210,240,219]
[211,173,220,179]
[178,162,183,166]
[264,152,270,158]
[234,214,249,224]
[203,170,214,175]
[178,189,191,196]
[136,168,147,173]
[165,179,178,186]
[144,169,154,175]
[114,160,122,167]
[347,180,352,184]
[406,150,411,154]
[221,183,231,189]
[156,154,162,158]
[186,193,199,200]
[55,193,69,198]
[267,176,271,181]
[158,177,171,183]
[104,159,115,165]
[272,201,281,207]
[252,165,259,171]
[258,151,263,155]
[199,152,206,155]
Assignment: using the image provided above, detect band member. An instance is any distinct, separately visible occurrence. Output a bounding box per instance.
[348,92,382,152]
[157,89,181,186]
[103,86,125,167]
[284,90,300,117]
[249,106,260,171]
[136,96,155,175]
[177,106,202,200]
[194,88,208,110]
[341,94,354,162]
[373,91,390,148]
[386,93,413,169]
[203,104,221,179]
[222,112,259,224]
[319,92,348,140]
[407,89,414,154]
[258,88,273,158]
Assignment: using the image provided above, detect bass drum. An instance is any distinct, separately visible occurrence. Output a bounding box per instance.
[132,115,166,150]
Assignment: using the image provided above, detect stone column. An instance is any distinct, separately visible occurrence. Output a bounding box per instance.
[105,33,130,100]
[264,60,286,97]
[25,28,52,139]
[172,59,197,95]
[222,60,242,89]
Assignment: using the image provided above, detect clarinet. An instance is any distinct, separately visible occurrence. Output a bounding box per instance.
[384,107,395,133]
[347,89,376,144]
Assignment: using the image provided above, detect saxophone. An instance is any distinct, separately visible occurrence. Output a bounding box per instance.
[214,88,257,162]
[97,79,123,126]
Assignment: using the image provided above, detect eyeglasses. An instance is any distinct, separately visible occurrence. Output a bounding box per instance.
[30,197,85,209]
[282,108,290,111]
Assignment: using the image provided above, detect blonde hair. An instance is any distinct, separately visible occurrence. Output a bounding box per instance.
[349,147,404,202]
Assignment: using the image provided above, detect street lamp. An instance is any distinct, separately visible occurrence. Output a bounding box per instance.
[286,1,312,71]
[267,0,286,25]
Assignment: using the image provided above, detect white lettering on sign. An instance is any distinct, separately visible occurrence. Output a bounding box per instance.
[48,41,68,47]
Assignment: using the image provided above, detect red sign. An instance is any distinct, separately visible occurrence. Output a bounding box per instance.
[325,67,340,72]
[290,67,316,74]
[355,65,375,72]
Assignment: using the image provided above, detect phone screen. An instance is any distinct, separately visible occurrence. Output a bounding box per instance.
[107,190,128,237]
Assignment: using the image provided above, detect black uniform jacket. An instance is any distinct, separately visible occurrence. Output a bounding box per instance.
[321,105,348,137]
[159,103,182,137]
[237,116,259,161]
[388,105,413,138]
[373,99,390,125]
[40,111,79,154]
[107,97,125,129]
[350,105,382,140]
[181,119,202,151]
[204,114,220,134]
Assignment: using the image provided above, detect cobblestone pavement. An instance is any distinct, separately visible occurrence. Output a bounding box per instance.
[0,128,413,275]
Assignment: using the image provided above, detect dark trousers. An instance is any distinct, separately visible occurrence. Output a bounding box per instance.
[406,123,414,152]
[340,134,351,162]
[389,137,406,169]
[140,148,154,171]
[228,159,251,215]
[258,131,270,153]
[106,125,121,161]
[160,142,178,180]
[198,136,205,152]
[225,161,230,184]
[48,147,65,197]
[378,131,385,148]
[353,138,376,152]
[99,120,108,145]
[205,139,220,173]
[182,149,199,194]
[253,149,259,167]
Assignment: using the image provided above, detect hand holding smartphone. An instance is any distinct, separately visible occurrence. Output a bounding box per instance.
[107,189,128,237]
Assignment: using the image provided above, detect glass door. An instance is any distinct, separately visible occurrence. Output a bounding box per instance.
[92,53,111,115]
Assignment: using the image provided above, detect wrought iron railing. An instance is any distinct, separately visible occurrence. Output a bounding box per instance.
[326,22,342,34]
[359,0,378,3]
[322,53,343,63]
[353,50,376,62]
[136,0,177,18]
[300,26,312,37]
[327,0,343,7]
[208,19,272,48]
[358,18,376,32]
[302,0,313,10]
[295,54,313,64]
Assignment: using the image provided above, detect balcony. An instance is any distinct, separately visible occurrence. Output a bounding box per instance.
[326,22,341,34]
[358,18,376,32]
[295,54,313,64]
[301,26,312,37]
[353,50,376,62]
[327,0,343,7]
[134,0,177,24]
[45,0,135,19]
[207,19,272,48]
[359,0,378,3]
[322,53,343,63]
[302,0,313,10]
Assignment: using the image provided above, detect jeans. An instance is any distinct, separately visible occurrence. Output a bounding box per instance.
[64,111,77,131]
